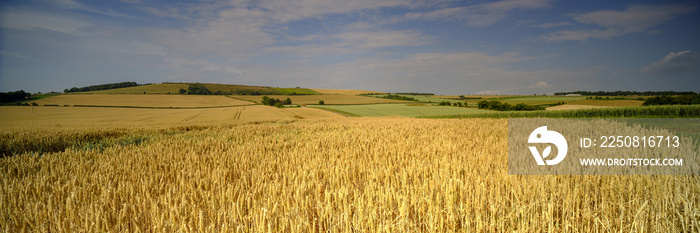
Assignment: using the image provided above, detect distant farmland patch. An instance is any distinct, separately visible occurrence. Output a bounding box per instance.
[270,87,320,95]
[498,96,587,106]
[232,94,410,105]
[314,104,494,117]
[568,99,644,107]
[310,89,383,95]
[35,94,254,108]
[367,94,468,105]
[86,83,281,95]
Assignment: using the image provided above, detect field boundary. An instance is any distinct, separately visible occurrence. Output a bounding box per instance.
[70,104,253,109]
[424,105,700,118]
[311,107,358,117]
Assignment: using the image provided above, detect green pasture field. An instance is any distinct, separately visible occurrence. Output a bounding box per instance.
[367,95,469,105]
[495,96,588,106]
[313,103,495,117]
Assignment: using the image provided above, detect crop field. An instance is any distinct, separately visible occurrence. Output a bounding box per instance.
[545,104,611,110]
[436,95,509,99]
[314,104,494,117]
[85,83,277,94]
[270,88,321,95]
[310,89,382,95]
[428,104,700,119]
[498,96,587,106]
[1,117,697,232]
[367,95,469,105]
[567,99,644,107]
[0,105,342,129]
[33,94,253,108]
[232,94,410,105]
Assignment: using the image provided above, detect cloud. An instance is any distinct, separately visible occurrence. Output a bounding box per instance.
[572,4,694,33]
[0,51,32,60]
[539,28,622,42]
[332,30,433,49]
[529,81,553,89]
[0,8,93,34]
[642,51,700,74]
[542,4,696,42]
[232,51,557,94]
[538,21,571,28]
[257,0,411,24]
[404,0,554,27]
[475,81,554,95]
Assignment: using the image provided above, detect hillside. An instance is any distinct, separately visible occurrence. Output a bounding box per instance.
[35,94,253,108]
[84,83,281,95]
[81,83,379,96]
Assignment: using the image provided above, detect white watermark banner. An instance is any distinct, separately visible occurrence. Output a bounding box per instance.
[508,118,700,175]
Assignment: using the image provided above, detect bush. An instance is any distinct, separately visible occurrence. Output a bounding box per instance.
[381,94,417,101]
[261,96,286,107]
[478,100,544,111]
[64,82,139,93]
[319,100,325,105]
[187,84,212,95]
[643,95,700,106]
[0,90,30,103]
[178,88,187,94]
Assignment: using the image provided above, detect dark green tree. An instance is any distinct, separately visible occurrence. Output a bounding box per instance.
[187,84,211,95]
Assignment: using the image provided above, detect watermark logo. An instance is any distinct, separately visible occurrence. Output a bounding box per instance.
[528,126,568,165]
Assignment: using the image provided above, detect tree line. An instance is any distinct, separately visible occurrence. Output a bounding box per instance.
[555,91,696,96]
[261,96,292,107]
[437,101,464,107]
[643,94,700,106]
[0,90,30,103]
[381,94,418,101]
[394,92,434,95]
[64,82,140,93]
[478,100,545,111]
[180,84,282,95]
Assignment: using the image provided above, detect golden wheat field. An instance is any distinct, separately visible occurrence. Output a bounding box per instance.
[231,94,410,105]
[34,94,253,108]
[1,107,698,232]
[309,89,382,95]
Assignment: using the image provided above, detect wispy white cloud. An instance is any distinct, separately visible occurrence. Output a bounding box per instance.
[0,8,93,34]
[541,4,696,42]
[404,0,554,27]
[642,51,700,74]
[332,30,433,49]
[474,80,553,95]
[231,51,559,94]
[0,51,32,60]
[538,21,571,28]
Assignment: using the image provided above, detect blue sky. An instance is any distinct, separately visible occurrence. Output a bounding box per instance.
[1,0,699,94]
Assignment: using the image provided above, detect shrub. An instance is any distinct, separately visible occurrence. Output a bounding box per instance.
[187,84,212,95]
